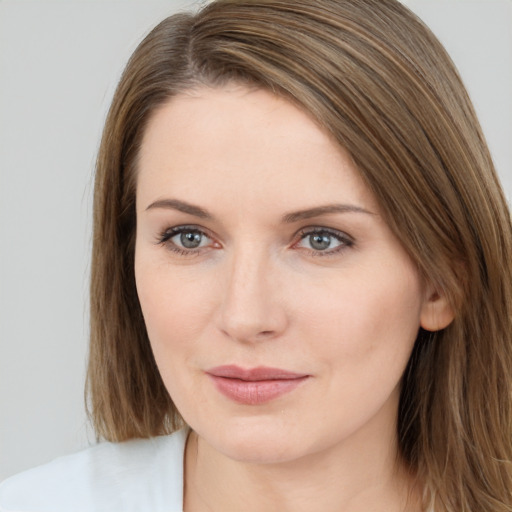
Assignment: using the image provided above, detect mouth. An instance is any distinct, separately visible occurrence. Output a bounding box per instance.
[206,365,310,405]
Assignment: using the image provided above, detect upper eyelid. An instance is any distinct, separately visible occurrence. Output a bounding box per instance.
[161,225,212,237]
[295,226,354,241]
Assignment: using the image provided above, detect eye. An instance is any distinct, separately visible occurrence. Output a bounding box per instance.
[176,230,208,249]
[157,225,216,255]
[295,227,353,255]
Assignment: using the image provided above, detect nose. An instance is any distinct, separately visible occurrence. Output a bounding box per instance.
[217,246,288,343]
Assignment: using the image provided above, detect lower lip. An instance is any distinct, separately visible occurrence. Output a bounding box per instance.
[208,375,309,405]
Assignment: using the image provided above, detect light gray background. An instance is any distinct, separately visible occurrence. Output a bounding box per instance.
[1,0,511,480]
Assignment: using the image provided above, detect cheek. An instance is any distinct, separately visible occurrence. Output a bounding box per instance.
[293,265,423,433]
[134,256,222,420]
[299,263,423,375]
[134,256,215,364]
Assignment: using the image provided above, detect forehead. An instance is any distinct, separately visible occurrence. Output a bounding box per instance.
[136,85,376,215]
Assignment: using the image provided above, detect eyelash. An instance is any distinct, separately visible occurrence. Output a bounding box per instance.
[156,225,354,257]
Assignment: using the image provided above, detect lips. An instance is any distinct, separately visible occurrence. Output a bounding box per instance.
[206,365,309,405]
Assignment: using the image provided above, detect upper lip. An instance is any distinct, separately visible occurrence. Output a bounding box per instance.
[206,365,308,381]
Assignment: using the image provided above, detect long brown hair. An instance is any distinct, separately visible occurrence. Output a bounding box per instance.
[87,1,512,510]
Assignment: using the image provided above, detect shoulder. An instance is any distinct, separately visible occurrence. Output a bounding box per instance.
[0,428,188,512]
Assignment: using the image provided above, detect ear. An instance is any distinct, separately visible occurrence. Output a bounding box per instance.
[420,285,455,332]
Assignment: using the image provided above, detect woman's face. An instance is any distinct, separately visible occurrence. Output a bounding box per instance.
[135,85,431,464]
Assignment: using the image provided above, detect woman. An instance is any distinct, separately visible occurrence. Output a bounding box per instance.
[1,0,511,511]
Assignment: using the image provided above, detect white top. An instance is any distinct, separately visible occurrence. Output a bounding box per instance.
[0,428,188,512]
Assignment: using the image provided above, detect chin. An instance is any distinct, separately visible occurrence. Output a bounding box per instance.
[196,415,309,465]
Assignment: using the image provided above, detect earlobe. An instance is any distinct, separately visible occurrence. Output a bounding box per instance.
[420,288,455,332]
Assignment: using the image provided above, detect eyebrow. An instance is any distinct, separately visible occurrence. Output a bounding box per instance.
[282,204,374,223]
[145,199,213,219]
[145,198,374,222]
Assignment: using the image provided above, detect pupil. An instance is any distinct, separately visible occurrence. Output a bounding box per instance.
[310,234,331,250]
[181,231,202,249]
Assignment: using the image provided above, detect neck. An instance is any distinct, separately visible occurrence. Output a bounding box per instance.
[183,409,421,512]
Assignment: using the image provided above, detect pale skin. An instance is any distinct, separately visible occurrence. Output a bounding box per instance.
[134,84,453,512]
